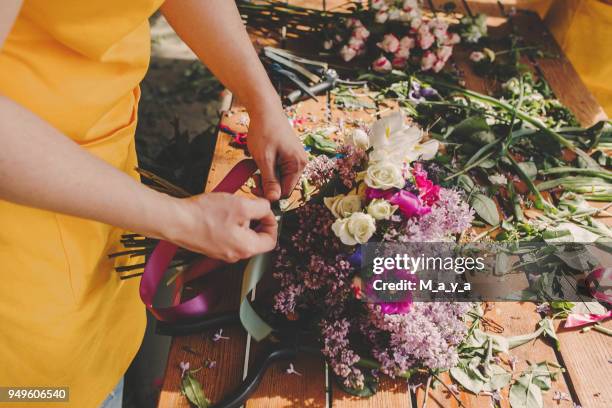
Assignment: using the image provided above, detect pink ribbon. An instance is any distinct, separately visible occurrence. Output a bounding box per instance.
[564,267,612,329]
[139,159,258,321]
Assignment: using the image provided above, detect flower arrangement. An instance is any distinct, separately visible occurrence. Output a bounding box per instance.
[272,112,475,391]
[326,0,461,73]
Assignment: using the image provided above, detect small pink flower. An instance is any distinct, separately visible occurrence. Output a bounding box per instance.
[365,187,396,201]
[323,39,333,50]
[417,26,435,50]
[413,164,440,205]
[437,45,453,63]
[378,299,412,315]
[432,58,446,72]
[420,51,436,71]
[410,17,423,29]
[470,51,486,62]
[372,56,392,73]
[371,0,387,10]
[395,46,411,59]
[377,34,400,53]
[345,18,363,28]
[392,55,408,69]
[348,36,365,50]
[399,36,416,50]
[353,26,370,40]
[389,190,431,217]
[445,32,461,45]
[403,0,418,11]
[340,45,357,62]
[375,10,389,24]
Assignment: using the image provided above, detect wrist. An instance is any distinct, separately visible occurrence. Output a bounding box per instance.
[242,86,283,117]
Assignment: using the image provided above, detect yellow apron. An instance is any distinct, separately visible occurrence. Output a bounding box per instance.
[0,1,163,407]
[519,0,612,115]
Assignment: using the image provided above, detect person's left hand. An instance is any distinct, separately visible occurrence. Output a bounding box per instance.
[247,103,308,202]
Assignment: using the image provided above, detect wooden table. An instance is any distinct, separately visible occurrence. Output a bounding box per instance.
[158,2,611,407]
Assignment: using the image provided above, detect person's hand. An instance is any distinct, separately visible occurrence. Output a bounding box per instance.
[247,102,308,202]
[161,193,277,263]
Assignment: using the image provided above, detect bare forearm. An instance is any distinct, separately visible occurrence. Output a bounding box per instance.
[160,0,280,114]
[0,96,176,238]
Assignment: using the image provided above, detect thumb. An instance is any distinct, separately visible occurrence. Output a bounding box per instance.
[257,155,281,202]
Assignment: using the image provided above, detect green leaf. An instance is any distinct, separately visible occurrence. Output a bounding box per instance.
[538,318,559,349]
[240,252,274,341]
[451,116,490,141]
[509,374,543,408]
[303,132,338,155]
[450,361,486,394]
[507,326,544,349]
[518,162,538,179]
[470,193,500,226]
[482,364,512,392]
[457,174,475,192]
[181,372,211,408]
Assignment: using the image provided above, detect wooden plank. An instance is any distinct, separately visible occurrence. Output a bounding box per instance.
[510,11,607,126]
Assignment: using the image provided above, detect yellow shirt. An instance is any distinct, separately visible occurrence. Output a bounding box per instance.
[0,1,163,407]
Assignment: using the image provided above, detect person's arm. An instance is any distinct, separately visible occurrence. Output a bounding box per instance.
[160,0,308,202]
[0,1,276,263]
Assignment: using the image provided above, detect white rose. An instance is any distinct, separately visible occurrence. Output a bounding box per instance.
[364,161,406,190]
[367,199,398,220]
[324,194,363,218]
[345,128,370,150]
[332,212,376,245]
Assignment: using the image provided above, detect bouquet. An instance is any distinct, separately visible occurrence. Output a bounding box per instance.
[272,112,475,391]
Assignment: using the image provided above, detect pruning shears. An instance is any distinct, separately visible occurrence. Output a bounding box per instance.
[263,46,367,105]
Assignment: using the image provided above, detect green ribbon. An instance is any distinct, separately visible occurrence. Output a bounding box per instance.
[239,251,274,341]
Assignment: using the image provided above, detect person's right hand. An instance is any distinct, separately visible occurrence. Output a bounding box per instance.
[161,192,277,263]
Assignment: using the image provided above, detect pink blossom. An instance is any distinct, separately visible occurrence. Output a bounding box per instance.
[410,17,423,29]
[413,164,440,205]
[436,45,453,63]
[377,34,400,53]
[353,26,370,40]
[323,39,333,50]
[340,45,357,62]
[375,10,389,24]
[417,26,435,50]
[348,36,365,50]
[377,299,412,315]
[345,18,363,28]
[470,51,486,62]
[392,55,408,69]
[403,0,418,11]
[372,56,392,73]
[432,58,446,72]
[445,32,461,45]
[395,47,410,59]
[371,0,387,10]
[389,190,431,217]
[399,36,416,50]
[421,51,436,71]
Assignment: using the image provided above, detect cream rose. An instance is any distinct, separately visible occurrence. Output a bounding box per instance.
[367,199,398,220]
[332,212,376,245]
[364,161,406,190]
[344,128,370,150]
[324,194,362,218]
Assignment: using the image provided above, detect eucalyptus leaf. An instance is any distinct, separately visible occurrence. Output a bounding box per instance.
[509,374,543,408]
[450,361,486,394]
[482,364,512,392]
[181,372,211,408]
[507,326,544,349]
[470,193,500,226]
[538,318,559,349]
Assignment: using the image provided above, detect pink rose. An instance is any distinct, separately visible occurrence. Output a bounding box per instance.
[411,17,422,29]
[420,51,436,70]
[371,0,386,10]
[437,45,453,63]
[403,0,418,11]
[348,36,365,50]
[432,58,446,72]
[417,26,435,50]
[375,10,389,24]
[399,36,416,50]
[392,55,408,69]
[445,32,461,45]
[372,56,392,73]
[395,46,411,59]
[377,33,400,53]
[345,18,363,28]
[470,51,486,62]
[340,45,357,62]
[353,26,371,40]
